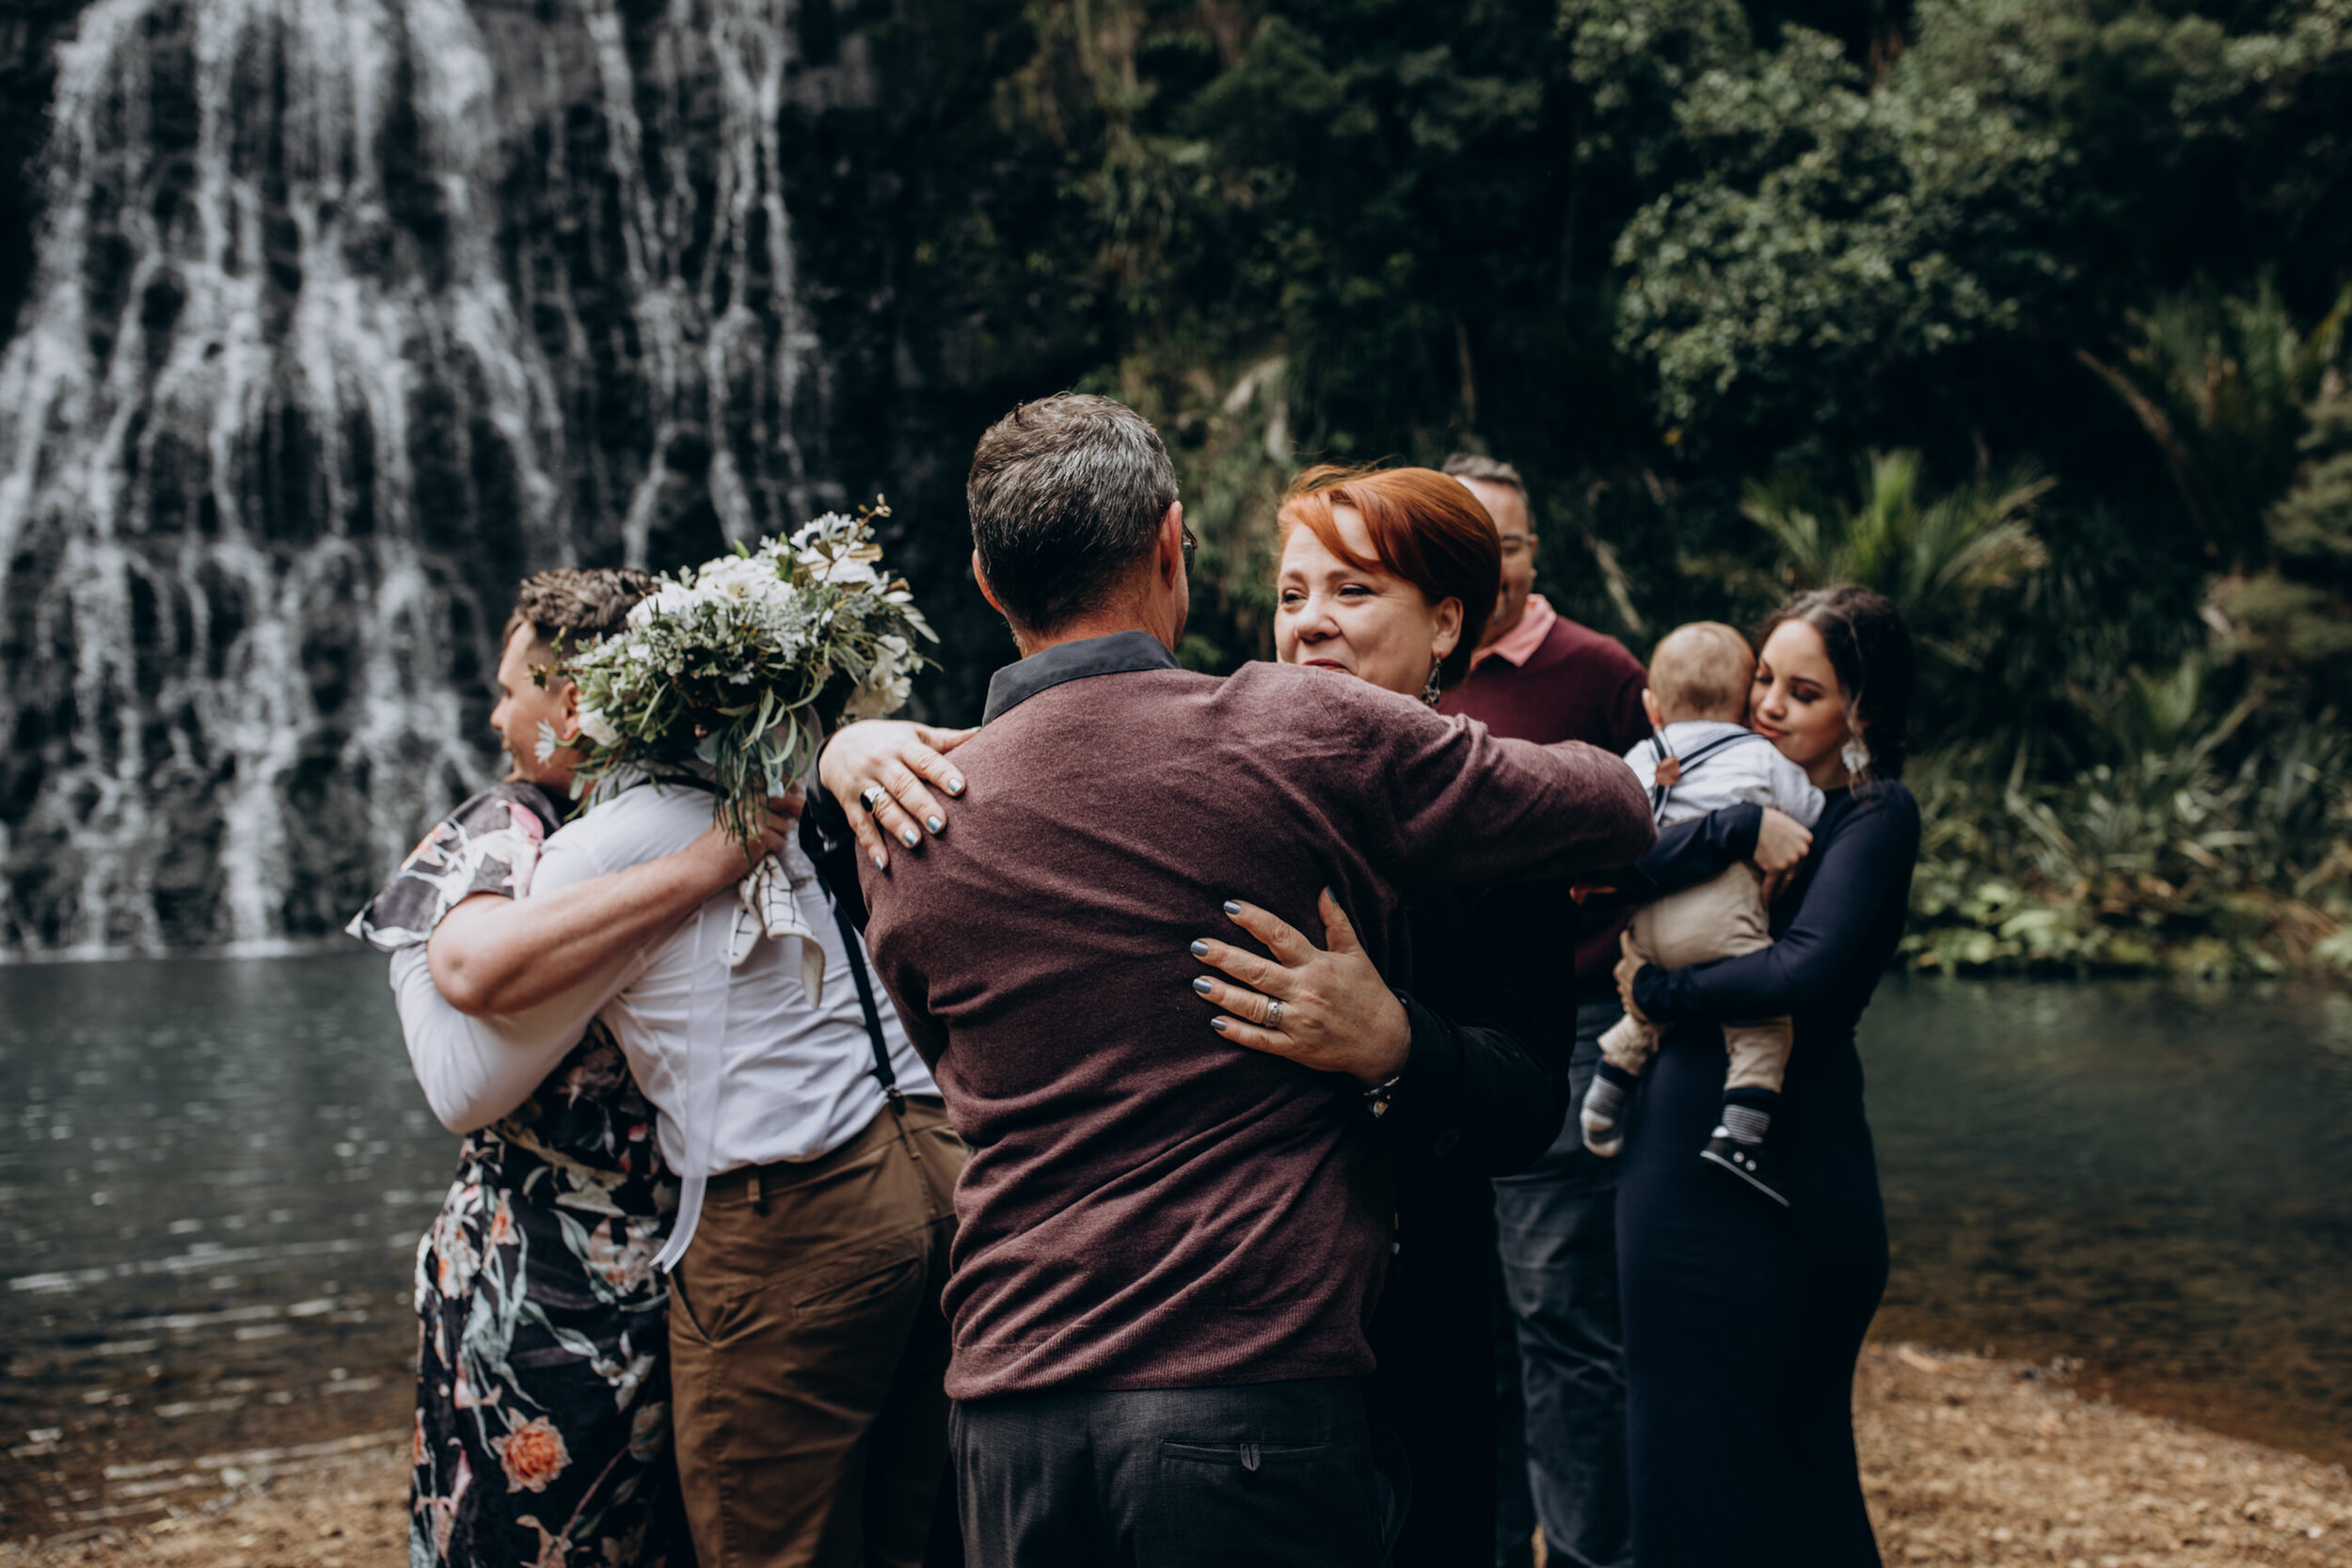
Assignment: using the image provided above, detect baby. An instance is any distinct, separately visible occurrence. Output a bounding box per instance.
[1579,622,1824,1208]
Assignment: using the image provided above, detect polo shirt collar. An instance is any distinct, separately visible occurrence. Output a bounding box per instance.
[1470,593,1558,673]
[982,630,1181,723]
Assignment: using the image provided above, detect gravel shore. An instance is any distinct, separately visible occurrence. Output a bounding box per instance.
[8,1345,2346,1567]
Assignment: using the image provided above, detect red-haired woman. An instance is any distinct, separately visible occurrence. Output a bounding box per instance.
[1225,465,1586,1564]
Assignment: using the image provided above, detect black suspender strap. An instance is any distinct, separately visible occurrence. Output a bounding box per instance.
[1652,729,1772,819]
[827,894,903,1104]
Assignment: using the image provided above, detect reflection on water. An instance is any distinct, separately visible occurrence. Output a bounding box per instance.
[0,953,451,1537]
[2,960,2347,1537]
[1865,975,2352,1466]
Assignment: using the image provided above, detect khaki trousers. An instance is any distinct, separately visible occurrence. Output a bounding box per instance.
[1599,864,1792,1094]
[668,1096,965,1568]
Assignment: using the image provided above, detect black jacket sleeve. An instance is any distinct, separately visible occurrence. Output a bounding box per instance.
[1580,800,1764,911]
[1376,891,1573,1177]
[1633,787,1920,1023]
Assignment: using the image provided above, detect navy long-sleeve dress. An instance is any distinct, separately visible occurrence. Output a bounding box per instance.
[1615,782,1919,1567]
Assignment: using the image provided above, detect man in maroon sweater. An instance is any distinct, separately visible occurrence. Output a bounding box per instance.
[1439,453,1649,1568]
[850,397,1652,1568]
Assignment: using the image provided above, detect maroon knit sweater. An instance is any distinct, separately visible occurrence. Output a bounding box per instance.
[1441,612,1651,1000]
[857,639,1654,1400]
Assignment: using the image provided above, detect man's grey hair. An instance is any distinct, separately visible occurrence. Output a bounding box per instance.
[967,393,1179,634]
[1441,452,1528,498]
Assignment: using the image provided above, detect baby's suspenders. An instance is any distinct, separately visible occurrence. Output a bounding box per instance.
[1650,729,1772,821]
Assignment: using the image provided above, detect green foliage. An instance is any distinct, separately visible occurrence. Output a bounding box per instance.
[2215,378,2352,702]
[875,0,2352,976]
[2079,278,2352,560]
[1741,451,2051,659]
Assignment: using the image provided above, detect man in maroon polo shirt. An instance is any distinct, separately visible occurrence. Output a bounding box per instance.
[1439,453,1647,1568]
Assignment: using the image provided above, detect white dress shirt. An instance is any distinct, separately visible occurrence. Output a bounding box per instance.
[434,779,934,1267]
[1622,720,1827,828]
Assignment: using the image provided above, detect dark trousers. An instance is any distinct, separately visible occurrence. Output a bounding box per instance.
[1370,1160,1498,1565]
[950,1378,1399,1568]
[1492,1001,1632,1568]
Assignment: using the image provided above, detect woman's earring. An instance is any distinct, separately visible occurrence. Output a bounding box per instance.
[1840,734,1871,778]
[1421,663,1443,707]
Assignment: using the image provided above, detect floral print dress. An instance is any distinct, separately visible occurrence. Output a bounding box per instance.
[351,783,691,1568]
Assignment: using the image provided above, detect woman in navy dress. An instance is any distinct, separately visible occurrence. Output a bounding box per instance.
[1610,585,1919,1566]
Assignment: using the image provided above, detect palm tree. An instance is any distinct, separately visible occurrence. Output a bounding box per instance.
[1741,449,2052,665]
[2076,276,2352,563]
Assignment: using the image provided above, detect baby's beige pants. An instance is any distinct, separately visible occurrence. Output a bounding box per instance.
[1598,863,1792,1093]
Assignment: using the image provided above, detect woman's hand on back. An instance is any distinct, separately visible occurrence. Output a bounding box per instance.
[1753,806,1814,903]
[816,721,977,869]
[1187,891,1411,1087]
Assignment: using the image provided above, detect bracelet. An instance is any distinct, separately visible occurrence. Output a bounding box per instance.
[1362,1070,1405,1119]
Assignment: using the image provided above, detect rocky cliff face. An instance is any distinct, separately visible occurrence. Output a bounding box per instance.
[0,0,1072,954]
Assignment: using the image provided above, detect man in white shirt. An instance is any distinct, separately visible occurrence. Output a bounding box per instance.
[444,769,963,1568]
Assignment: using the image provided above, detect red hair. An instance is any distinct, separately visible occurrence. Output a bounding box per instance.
[1277,465,1502,688]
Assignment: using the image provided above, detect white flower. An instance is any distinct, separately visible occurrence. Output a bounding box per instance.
[533,721,561,765]
[802,549,881,588]
[843,665,913,721]
[576,706,619,748]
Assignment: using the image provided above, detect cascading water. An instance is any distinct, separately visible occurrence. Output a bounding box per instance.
[0,0,870,955]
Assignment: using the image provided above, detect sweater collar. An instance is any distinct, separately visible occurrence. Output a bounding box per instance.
[982,630,1182,723]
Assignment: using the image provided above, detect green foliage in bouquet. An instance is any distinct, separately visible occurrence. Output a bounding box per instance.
[550,504,937,851]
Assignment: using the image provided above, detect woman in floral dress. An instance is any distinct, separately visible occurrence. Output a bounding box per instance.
[349,568,789,1567]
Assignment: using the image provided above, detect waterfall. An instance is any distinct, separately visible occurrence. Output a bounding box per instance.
[0,0,868,955]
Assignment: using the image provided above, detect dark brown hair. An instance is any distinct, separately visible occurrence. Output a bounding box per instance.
[967,392,1180,633]
[1277,465,1501,689]
[1757,585,1914,781]
[503,567,657,654]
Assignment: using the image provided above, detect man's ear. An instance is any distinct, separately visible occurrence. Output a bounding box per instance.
[1157,501,1185,585]
[555,678,583,741]
[972,549,1009,618]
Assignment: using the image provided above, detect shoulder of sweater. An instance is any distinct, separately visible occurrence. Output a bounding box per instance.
[1220,659,1439,725]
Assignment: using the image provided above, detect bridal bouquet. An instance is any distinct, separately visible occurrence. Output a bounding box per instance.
[547,503,934,990]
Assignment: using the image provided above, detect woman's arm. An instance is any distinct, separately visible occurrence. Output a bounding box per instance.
[1630,789,1921,1024]
[1188,893,1568,1176]
[1579,803,1812,910]
[390,948,601,1132]
[427,800,794,1017]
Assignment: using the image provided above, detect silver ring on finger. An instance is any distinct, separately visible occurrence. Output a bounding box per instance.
[1264,998,1284,1031]
[860,784,887,814]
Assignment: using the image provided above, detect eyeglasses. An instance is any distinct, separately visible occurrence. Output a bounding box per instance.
[1498,533,1534,561]
[1182,526,1199,574]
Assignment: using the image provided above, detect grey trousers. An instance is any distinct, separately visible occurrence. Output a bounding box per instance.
[951,1377,1403,1568]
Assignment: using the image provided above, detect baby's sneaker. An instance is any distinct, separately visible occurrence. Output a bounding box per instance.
[1700,1129,1789,1209]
